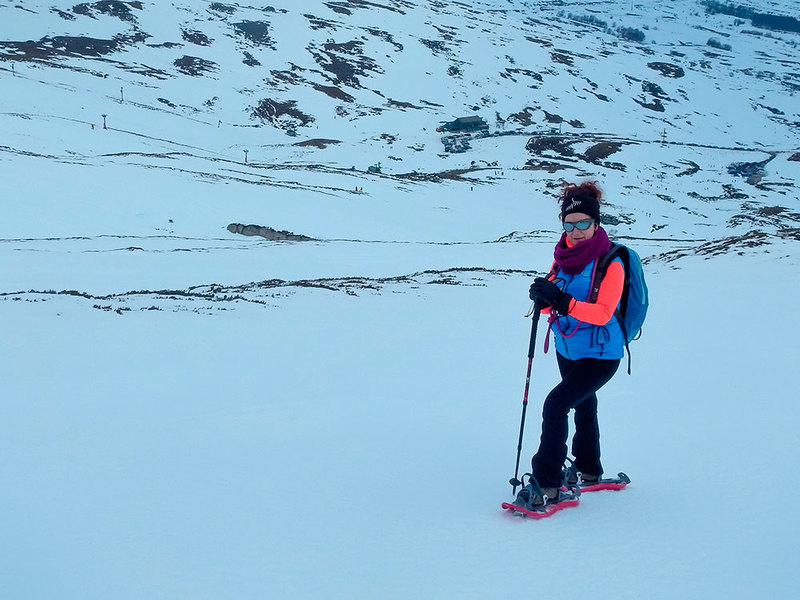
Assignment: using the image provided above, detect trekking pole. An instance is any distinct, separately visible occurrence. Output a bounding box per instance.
[510,304,541,496]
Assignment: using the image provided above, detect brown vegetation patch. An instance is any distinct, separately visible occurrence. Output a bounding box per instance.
[583,142,622,161]
[251,98,315,129]
[507,107,537,126]
[526,136,575,156]
[394,167,492,183]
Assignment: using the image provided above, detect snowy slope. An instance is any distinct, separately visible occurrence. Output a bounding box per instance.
[2,245,799,599]
[1,1,799,598]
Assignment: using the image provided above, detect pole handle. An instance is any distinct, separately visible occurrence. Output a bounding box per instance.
[527,304,541,359]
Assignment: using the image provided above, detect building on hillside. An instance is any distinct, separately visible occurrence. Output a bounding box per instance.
[436,115,488,133]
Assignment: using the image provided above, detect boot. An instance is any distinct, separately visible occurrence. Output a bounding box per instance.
[538,487,561,505]
[514,475,552,508]
[580,473,600,485]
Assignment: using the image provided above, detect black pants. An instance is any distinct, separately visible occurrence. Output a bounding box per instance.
[531,353,621,488]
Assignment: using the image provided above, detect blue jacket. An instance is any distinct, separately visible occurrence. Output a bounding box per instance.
[551,258,625,360]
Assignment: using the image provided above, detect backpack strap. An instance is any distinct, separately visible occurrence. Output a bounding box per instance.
[546,260,559,280]
[617,307,632,375]
[588,244,621,304]
[588,244,633,374]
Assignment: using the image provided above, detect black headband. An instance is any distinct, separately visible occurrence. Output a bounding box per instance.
[561,192,600,223]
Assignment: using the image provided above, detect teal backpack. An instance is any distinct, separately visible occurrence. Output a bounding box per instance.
[588,243,649,373]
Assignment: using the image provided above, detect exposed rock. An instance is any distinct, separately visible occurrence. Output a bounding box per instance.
[209,3,236,15]
[642,81,670,100]
[420,38,450,56]
[174,55,218,76]
[676,160,700,176]
[550,50,573,66]
[227,224,316,241]
[233,21,274,48]
[542,110,564,124]
[633,97,665,112]
[0,33,145,61]
[304,14,339,31]
[182,29,213,46]
[654,231,771,263]
[292,139,341,148]
[51,8,77,20]
[647,62,685,78]
[307,40,382,88]
[72,1,143,24]
[313,84,354,102]
[500,68,543,84]
[242,51,260,66]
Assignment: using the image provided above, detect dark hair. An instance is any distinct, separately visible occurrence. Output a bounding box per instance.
[558,180,603,205]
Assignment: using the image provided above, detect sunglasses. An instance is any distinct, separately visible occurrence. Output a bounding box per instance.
[562,218,595,232]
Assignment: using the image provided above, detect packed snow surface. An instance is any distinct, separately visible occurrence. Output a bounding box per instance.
[1,0,799,598]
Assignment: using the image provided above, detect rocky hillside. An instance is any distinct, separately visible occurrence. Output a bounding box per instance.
[1,0,798,261]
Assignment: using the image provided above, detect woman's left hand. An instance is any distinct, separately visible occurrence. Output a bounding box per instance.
[530,278,573,315]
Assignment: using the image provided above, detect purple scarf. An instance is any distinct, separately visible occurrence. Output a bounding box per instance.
[553,226,612,275]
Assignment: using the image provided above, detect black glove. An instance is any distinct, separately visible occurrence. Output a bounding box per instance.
[529,280,550,308]
[529,277,573,315]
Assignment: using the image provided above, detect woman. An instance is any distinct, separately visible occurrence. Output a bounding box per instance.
[521,180,625,507]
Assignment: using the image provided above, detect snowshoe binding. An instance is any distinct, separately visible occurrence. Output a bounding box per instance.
[563,461,631,493]
[502,473,580,519]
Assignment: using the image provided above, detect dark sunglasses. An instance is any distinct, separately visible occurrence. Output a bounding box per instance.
[562,218,594,232]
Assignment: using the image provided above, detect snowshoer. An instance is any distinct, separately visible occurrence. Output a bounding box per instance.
[523,180,626,507]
